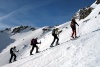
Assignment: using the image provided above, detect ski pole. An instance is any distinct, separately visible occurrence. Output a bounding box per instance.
[78,25,80,36]
[38,40,41,49]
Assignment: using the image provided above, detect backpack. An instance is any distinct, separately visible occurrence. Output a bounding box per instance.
[31,39,36,45]
[52,29,55,36]
[10,48,13,54]
[70,21,75,28]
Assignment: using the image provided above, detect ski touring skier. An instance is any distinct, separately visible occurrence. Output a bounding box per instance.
[70,18,79,38]
[30,38,41,55]
[50,28,62,47]
[9,46,19,63]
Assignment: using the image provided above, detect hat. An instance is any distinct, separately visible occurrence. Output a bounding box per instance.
[56,28,59,30]
[14,46,16,48]
[71,18,75,21]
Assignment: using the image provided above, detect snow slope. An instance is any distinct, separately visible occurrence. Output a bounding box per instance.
[0,1,100,67]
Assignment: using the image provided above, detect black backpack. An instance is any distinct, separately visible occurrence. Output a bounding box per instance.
[10,48,13,54]
[52,29,55,36]
[31,39,36,45]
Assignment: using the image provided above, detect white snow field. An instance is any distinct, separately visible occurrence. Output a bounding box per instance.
[0,1,100,67]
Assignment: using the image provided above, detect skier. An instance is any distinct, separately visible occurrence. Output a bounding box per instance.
[9,46,19,63]
[30,38,41,55]
[70,18,79,38]
[50,28,62,47]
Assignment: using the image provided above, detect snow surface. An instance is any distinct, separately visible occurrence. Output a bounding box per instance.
[0,2,100,67]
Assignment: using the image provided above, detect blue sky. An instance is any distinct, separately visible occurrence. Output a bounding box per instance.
[0,0,95,30]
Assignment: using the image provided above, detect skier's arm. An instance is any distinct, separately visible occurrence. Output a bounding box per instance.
[59,30,62,34]
[36,40,41,44]
[75,22,79,26]
[15,49,19,52]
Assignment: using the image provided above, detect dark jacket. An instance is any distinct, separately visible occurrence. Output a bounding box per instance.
[31,39,39,46]
[70,19,79,28]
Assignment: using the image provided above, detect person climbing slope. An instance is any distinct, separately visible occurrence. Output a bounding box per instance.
[70,18,79,38]
[9,46,19,63]
[50,28,62,47]
[30,38,41,55]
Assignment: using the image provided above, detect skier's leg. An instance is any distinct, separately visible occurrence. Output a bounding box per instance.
[50,36,56,47]
[9,53,13,63]
[36,46,39,53]
[13,54,17,61]
[75,29,77,38]
[30,46,34,55]
[71,28,74,38]
[56,36,59,45]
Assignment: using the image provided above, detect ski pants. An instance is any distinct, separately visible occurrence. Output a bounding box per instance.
[51,35,59,46]
[30,45,39,54]
[9,53,16,63]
